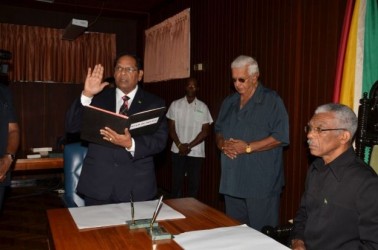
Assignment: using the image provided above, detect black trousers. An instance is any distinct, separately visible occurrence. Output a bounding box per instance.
[171,153,204,198]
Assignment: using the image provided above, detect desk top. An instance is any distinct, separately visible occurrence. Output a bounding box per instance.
[47,198,240,250]
[14,157,63,171]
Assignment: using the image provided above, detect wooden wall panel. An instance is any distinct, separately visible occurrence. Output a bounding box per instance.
[146,0,347,224]
[9,82,83,157]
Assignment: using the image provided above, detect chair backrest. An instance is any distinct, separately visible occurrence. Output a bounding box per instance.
[370,145,378,174]
[63,142,87,207]
[356,80,378,163]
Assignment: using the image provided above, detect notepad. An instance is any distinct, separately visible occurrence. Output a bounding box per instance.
[68,200,185,230]
[174,224,290,249]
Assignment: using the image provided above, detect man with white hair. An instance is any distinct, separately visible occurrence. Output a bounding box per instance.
[291,103,378,250]
[215,55,289,231]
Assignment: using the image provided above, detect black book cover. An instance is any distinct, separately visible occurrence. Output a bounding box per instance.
[80,105,166,147]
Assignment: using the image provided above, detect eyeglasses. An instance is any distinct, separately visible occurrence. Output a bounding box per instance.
[304,125,347,134]
[115,66,138,73]
[232,78,249,83]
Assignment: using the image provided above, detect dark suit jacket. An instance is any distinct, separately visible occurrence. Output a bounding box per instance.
[65,86,168,202]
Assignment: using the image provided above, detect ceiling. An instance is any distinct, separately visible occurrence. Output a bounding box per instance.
[1,0,172,19]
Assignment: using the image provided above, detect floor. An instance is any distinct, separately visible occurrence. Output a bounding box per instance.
[0,177,65,250]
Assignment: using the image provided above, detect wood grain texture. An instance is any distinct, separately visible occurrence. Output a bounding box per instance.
[47,198,240,250]
[14,158,63,171]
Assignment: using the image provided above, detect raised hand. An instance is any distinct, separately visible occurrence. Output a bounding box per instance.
[83,64,109,98]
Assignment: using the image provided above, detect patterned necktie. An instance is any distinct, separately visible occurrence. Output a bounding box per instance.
[119,95,130,115]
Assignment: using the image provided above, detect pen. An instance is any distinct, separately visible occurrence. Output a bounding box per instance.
[150,195,164,229]
[130,193,135,225]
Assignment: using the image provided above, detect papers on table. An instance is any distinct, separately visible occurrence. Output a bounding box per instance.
[174,224,290,250]
[68,200,185,230]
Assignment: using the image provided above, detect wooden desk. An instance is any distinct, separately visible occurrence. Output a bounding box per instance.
[14,157,63,171]
[47,198,240,250]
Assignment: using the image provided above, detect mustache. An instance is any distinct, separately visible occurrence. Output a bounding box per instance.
[307,140,312,145]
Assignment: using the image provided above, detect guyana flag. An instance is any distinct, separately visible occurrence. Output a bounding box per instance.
[333,0,378,113]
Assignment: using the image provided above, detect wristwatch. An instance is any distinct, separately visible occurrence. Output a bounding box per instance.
[5,153,16,161]
[245,144,253,154]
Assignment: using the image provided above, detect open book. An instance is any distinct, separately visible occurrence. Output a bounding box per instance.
[80,105,166,147]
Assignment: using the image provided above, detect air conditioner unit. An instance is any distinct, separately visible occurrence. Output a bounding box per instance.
[62,18,88,41]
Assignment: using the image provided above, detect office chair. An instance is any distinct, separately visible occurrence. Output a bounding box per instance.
[63,142,87,207]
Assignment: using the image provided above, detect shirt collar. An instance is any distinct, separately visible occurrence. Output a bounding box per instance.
[116,85,138,105]
[312,147,356,181]
[185,96,197,104]
[252,82,264,103]
[236,82,264,104]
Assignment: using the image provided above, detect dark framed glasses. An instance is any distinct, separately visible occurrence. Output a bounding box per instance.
[304,125,347,134]
[232,78,249,83]
[114,66,138,73]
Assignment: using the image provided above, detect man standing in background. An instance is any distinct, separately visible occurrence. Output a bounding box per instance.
[215,55,289,231]
[166,78,213,198]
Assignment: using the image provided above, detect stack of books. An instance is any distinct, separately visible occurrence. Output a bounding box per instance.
[26,147,53,159]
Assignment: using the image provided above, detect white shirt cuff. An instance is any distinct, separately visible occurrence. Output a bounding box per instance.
[81,92,93,106]
[126,138,135,156]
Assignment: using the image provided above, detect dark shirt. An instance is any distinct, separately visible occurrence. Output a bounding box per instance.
[214,83,289,198]
[292,147,378,250]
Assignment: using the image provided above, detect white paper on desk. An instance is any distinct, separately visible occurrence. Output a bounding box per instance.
[174,224,290,250]
[68,200,185,230]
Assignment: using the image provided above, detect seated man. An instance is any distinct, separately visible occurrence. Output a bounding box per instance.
[291,103,378,250]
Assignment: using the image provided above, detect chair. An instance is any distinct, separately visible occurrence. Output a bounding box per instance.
[63,142,87,207]
[356,80,378,170]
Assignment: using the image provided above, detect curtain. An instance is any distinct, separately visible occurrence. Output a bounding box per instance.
[0,23,116,84]
[144,8,190,83]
